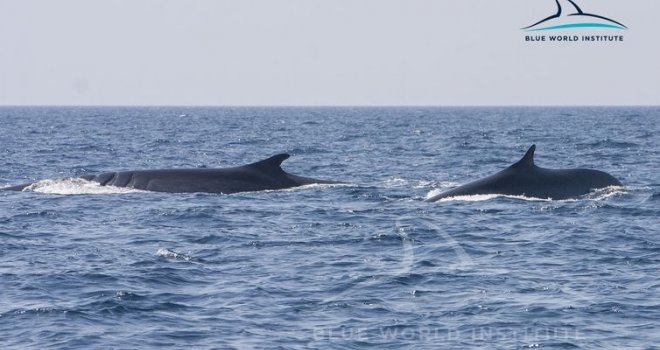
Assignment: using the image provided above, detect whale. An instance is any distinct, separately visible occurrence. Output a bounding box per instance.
[426,145,622,202]
[524,0,627,31]
[2,153,337,194]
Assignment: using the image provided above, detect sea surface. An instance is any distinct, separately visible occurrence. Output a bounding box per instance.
[1,107,658,349]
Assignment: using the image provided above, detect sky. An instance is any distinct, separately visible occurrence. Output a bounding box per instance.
[0,0,658,106]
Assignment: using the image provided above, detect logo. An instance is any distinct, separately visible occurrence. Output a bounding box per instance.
[524,0,626,31]
[523,0,627,43]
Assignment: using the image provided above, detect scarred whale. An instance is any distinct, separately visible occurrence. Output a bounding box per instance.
[427,145,622,202]
[3,154,337,194]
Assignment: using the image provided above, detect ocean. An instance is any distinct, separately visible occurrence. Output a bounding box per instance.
[1,107,658,349]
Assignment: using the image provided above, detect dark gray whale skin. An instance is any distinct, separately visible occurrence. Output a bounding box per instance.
[3,154,337,194]
[427,145,622,202]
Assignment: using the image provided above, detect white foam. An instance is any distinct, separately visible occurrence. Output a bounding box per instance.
[436,194,553,202]
[383,177,408,187]
[156,248,192,261]
[383,178,446,189]
[21,179,351,196]
[25,178,144,195]
[425,188,444,200]
[412,180,436,189]
[427,186,627,202]
[261,182,355,193]
[583,186,626,201]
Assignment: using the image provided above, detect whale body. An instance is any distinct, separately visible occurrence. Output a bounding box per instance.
[3,154,337,194]
[427,145,622,202]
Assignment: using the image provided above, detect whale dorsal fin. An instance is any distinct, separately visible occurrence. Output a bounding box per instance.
[511,145,536,168]
[248,153,290,170]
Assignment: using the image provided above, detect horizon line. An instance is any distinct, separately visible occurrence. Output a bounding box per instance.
[1,104,658,108]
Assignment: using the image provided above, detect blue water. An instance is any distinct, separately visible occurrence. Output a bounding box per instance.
[1,107,658,349]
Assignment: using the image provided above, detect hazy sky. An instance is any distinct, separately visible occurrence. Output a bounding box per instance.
[1,0,658,106]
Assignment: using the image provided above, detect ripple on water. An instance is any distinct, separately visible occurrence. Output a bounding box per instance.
[1,106,658,349]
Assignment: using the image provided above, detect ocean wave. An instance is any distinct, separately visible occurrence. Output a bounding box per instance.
[577,139,639,149]
[383,178,448,189]
[24,178,144,194]
[156,248,193,262]
[426,186,626,202]
[3,106,658,350]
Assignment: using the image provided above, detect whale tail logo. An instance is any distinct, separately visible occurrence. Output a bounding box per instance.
[524,0,627,31]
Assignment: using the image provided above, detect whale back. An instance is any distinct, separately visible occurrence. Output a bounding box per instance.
[427,145,622,201]
[84,153,334,194]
